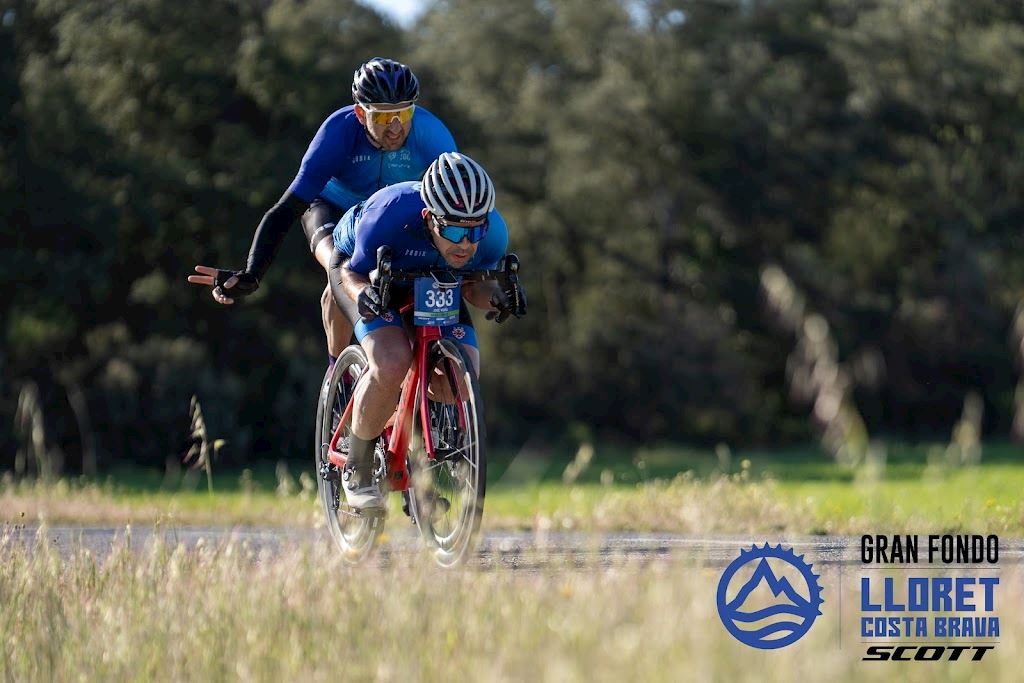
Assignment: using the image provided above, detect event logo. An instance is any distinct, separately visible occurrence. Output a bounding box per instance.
[717,544,824,649]
[858,534,1000,661]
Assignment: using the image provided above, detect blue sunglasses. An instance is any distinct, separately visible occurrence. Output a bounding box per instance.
[433,215,489,244]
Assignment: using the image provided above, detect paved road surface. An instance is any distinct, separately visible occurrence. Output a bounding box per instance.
[4,525,1022,570]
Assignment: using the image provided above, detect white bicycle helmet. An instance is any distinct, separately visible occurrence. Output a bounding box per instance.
[420,152,496,221]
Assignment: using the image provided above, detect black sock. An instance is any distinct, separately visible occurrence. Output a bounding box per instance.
[345,435,376,485]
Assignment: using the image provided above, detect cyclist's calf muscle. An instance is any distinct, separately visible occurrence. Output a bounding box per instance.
[321,285,352,357]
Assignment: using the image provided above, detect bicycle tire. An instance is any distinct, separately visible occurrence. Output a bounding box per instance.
[314,344,385,564]
[407,338,487,567]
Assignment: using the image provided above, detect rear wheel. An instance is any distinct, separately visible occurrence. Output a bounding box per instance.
[315,344,385,564]
[407,339,487,567]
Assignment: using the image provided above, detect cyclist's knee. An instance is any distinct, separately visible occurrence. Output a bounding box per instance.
[372,352,412,388]
[364,331,413,387]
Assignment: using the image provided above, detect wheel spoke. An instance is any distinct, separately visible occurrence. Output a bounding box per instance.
[427,436,477,465]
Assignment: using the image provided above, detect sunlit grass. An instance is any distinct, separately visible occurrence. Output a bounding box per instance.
[485,473,1024,535]
[2,442,1023,534]
[0,474,321,528]
[485,441,1024,534]
[0,530,1020,682]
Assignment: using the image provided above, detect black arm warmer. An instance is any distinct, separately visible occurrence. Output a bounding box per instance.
[244,191,308,280]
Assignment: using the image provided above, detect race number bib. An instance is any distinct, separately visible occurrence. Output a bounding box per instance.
[414,276,461,326]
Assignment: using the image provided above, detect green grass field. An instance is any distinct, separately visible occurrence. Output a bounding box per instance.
[2,441,1021,534]
[3,442,1021,682]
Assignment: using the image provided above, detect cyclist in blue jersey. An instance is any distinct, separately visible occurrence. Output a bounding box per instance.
[188,58,457,367]
[328,153,526,509]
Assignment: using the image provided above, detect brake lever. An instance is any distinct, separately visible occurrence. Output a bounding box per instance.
[374,246,393,311]
[502,253,521,313]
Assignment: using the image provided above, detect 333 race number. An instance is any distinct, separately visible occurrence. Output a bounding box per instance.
[423,288,455,308]
[414,276,461,326]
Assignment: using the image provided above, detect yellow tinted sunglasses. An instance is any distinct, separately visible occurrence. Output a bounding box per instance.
[362,104,415,126]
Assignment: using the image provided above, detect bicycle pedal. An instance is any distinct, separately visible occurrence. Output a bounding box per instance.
[319,460,341,483]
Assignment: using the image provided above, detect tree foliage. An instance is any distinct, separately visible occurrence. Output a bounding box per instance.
[2,0,1023,471]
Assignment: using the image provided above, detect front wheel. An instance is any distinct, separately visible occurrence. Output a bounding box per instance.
[315,344,384,564]
[407,338,487,567]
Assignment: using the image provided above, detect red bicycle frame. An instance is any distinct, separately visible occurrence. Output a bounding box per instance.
[325,299,468,493]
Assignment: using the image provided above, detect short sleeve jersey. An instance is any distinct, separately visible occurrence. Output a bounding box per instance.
[286,106,457,211]
[335,182,508,275]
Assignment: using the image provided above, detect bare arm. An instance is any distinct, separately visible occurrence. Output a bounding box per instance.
[461,280,502,311]
[341,261,372,303]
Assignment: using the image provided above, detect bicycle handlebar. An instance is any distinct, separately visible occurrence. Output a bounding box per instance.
[372,247,521,307]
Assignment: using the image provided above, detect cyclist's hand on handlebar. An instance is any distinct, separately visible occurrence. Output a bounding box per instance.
[188,265,260,305]
[486,284,527,323]
[358,285,385,321]
[486,290,510,323]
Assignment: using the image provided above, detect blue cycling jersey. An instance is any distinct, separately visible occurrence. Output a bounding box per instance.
[335,182,508,276]
[286,106,457,210]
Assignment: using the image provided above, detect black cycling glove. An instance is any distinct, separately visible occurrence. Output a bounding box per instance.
[213,270,260,299]
[358,285,385,321]
[486,284,527,323]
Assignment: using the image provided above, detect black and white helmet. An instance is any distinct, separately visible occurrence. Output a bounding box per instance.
[420,153,496,221]
[351,57,420,105]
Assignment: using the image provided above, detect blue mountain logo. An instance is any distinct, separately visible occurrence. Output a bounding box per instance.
[717,544,824,649]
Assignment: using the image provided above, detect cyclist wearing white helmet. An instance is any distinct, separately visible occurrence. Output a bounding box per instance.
[327,152,526,509]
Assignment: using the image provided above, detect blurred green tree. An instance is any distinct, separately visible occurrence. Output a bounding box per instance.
[3,0,1024,471]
